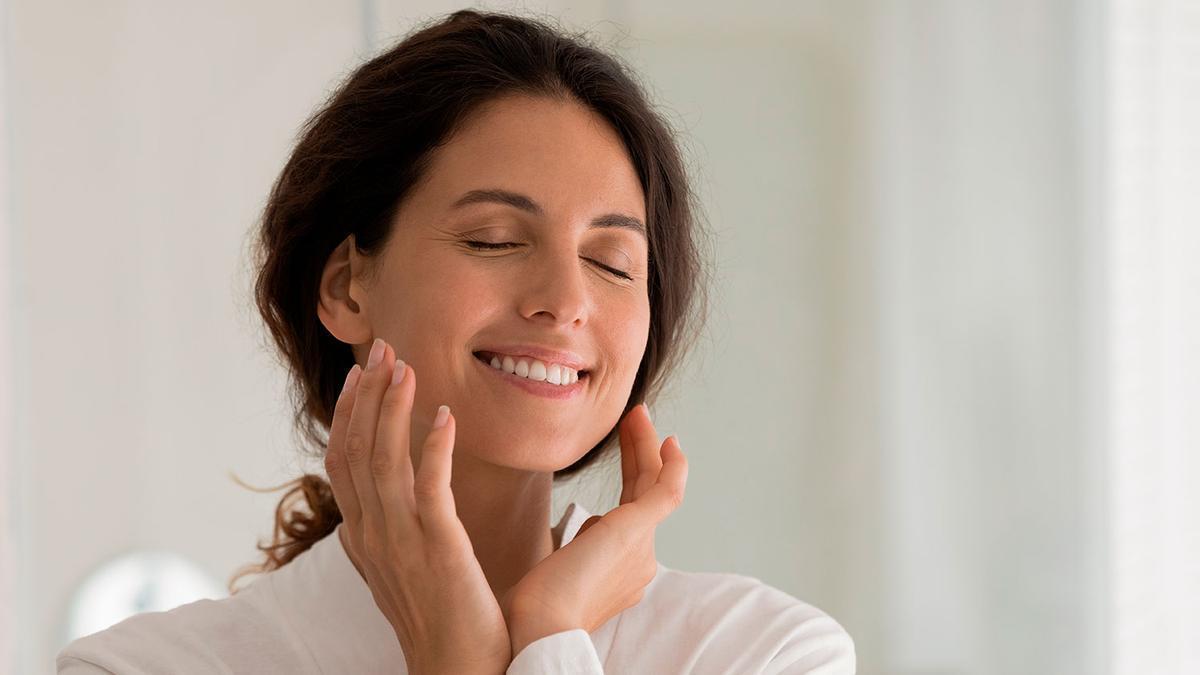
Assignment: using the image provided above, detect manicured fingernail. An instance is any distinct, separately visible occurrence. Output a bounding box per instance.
[367,338,385,370]
[342,364,362,394]
[433,404,450,429]
[391,359,406,385]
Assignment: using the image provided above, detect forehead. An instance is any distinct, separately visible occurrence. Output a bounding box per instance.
[415,94,646,222]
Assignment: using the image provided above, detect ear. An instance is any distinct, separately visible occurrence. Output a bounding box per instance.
[316,234,373,347]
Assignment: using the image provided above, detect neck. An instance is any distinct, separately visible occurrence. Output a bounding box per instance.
[448,449,556,607]
[334,432,557,612]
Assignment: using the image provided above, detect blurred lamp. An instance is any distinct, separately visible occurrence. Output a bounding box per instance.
[65,550,225,641]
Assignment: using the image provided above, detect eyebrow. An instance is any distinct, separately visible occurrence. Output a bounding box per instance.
[450,188,646,239]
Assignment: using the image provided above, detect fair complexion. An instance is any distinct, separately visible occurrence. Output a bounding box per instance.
[317,93,687,671]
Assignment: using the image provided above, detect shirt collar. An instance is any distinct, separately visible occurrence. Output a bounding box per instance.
[262,501,595,673]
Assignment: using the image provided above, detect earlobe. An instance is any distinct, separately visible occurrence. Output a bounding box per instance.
[316,235,371,345]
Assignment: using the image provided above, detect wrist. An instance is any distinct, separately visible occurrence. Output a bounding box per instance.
[508,612,580,658]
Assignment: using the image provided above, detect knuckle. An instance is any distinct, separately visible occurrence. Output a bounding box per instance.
[324,451,342,476]
[357,372,379,394]
[380,392,407,415]
[344,431,370,465]
[424,530,459,557]
[370,452,395,478]
[412,476,441,502]
[362,532,388,563]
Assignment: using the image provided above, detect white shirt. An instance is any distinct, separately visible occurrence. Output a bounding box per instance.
[57,502,856,674]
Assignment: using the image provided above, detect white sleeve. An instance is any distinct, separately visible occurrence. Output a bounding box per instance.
[763,625,857,675]
[506,628,604,674]
[56,655,118,674]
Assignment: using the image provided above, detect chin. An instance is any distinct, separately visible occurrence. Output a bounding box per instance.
[468,441,586,473]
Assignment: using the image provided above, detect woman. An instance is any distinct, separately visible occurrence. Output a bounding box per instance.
[57,9,855,674]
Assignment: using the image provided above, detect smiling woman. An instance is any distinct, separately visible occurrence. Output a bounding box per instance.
[55,8,854,674]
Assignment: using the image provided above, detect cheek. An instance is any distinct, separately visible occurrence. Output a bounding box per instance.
[399,255,497,325]
[627,292,652,349]
[384,263,497,373]
[601,294,651,380]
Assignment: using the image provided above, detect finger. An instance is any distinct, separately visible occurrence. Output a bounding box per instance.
[636,435,688,522]
[324,361,387,589]
[371,358,420,535]
[618,408,638,505]
[324,351,403,623]
[414,404,460,539]
[625,403,662,499]
[344,339,396,547]
[325,363,364,527]
[594,433,686,545]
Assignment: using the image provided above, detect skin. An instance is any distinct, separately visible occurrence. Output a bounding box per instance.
[316,93,687,672]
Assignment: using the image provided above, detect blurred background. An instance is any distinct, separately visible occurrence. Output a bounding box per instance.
[2,1,1197,673]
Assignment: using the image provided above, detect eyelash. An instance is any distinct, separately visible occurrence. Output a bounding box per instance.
[462,240,634,281]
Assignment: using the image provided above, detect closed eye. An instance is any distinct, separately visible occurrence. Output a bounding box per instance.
[461,240,518,250]
[461,240,634,281]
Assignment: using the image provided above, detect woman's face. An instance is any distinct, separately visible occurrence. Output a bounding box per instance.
[357,93,650,472]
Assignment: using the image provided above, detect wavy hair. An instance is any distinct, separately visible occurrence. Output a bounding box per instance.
[229,8,710,592]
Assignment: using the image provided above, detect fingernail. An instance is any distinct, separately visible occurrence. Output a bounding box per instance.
[642,402,652,422]
[367,338,385,370]
[433,404,450,429]
[391,359,406,385]
[342,364,361,394]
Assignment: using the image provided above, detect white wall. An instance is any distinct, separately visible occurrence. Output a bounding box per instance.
[1107,1,1200,672]
[607,2,1109,672]
[3,1,1136,673]
[862,2,1106,672]
[5,2,367,672]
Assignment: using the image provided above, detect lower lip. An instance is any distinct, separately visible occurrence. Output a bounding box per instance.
[473,354,587,400]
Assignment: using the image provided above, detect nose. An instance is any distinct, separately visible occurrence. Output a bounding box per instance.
[517,243,589,327]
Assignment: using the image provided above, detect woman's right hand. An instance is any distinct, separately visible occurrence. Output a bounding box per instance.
[324,337,511,675]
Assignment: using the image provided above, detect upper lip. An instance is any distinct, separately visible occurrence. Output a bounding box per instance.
[473,344,592,371]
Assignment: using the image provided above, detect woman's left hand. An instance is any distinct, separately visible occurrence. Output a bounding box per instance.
[500,403,688,657]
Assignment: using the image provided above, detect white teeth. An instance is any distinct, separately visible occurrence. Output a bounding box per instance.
[528,361,547,381]
[481,352,579,386]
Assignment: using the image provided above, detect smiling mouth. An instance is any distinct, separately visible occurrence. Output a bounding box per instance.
[471,351,591,380]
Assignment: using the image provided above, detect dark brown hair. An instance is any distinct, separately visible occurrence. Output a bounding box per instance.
[229,8,710,592]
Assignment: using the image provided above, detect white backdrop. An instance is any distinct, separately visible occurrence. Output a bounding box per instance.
[1108,1,1200,672]
[3,1,1197,674]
